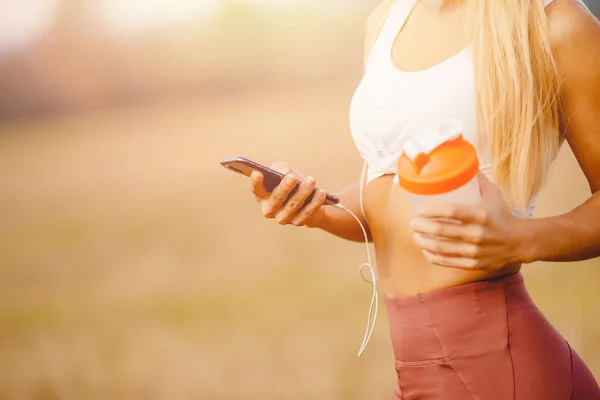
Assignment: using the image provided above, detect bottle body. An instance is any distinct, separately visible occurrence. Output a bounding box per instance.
[408,174,481,215]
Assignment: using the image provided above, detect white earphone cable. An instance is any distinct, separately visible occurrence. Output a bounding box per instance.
[333,202,378,357]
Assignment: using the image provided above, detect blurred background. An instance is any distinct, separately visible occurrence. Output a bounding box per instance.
[0,0,599,399]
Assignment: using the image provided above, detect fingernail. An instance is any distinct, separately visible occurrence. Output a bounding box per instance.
[306,176,315,186]
[285,175,295,184]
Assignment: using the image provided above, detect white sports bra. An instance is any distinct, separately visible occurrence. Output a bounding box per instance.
[349,0,588,218]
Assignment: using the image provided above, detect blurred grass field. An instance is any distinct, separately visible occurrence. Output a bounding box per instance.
[0,81,599,399]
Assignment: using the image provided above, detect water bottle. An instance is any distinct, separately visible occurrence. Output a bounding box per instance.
[396,119,481,215]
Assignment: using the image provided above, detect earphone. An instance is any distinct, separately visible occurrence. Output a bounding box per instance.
[333,202,378,357]
[329,161,378,357]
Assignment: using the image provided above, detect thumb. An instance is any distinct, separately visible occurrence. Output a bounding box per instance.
[477,170,501,199]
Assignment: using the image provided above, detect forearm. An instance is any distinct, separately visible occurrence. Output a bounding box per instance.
[307,181,372,243]
[522,191,600,263]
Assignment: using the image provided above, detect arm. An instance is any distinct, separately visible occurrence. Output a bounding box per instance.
[250,162,371,242]
[409,0,600,269]
[307,181,372,242]
[521,0,600,262]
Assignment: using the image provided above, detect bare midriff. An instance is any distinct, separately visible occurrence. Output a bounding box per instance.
[363,174,521,298]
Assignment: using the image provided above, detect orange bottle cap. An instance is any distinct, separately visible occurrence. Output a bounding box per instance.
[397,119,479,195]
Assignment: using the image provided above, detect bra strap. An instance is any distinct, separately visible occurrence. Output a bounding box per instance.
[367,0,418,64]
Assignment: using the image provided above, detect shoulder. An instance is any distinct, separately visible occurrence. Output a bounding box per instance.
[364,0,395,61]
[366,0,395,33]
[545,0,599,50]
[545,0,600,80]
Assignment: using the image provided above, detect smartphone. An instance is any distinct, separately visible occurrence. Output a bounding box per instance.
[220,156,339,206]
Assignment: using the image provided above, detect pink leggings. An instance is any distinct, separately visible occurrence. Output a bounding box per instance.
[384,273,600,399]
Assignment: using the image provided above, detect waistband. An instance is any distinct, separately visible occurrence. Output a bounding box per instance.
[383,272,531,363]
[383,272,528,328]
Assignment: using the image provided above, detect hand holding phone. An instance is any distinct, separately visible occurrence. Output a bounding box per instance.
[221,156,338,226]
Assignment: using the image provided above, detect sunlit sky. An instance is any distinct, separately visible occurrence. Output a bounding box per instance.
[0,0,361,54]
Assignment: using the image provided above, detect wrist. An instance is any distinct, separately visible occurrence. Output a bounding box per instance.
[305,206,329,229]
[514,217,538,264]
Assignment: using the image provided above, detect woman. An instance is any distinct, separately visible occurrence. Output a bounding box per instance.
[249,0,600,398]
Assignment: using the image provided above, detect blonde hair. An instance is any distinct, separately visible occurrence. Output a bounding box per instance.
[469,1,561,211]
[367,0,562,211]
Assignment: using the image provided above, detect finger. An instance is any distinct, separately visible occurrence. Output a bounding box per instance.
[291,188,327,226]
[477,170,502,199]
[262,173,299,217]
[413,233,480,258]
[411,217,486,243]
[250,171,268,200]
[275,176,316,224]
[422,250,479,270]
[416,203,489,225]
